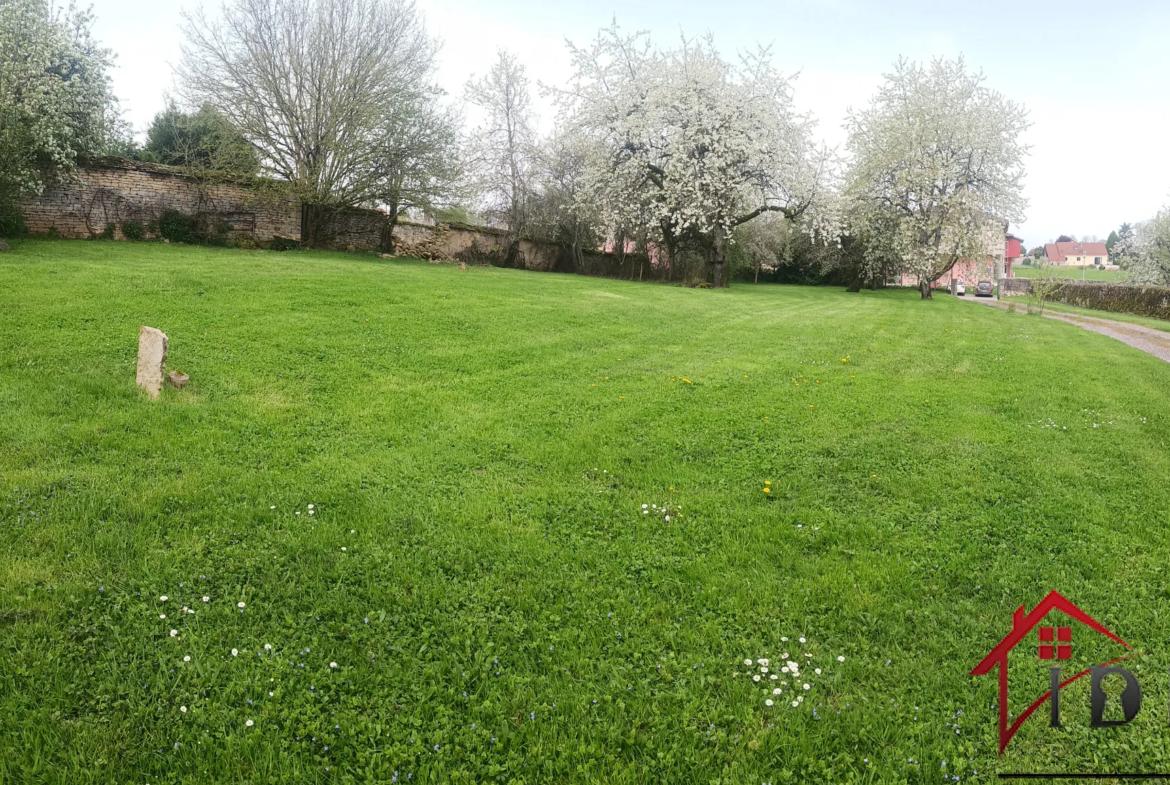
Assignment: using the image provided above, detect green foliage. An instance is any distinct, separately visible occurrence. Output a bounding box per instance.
[0,198,26,238]
[430,206,475,226]
[95,221,116,240]
[158,210,199,244]
[120,219,145,241]
[144,103,259,176]
[157,210,234,246]
[3,240,1170,781]
[0,0,123,198]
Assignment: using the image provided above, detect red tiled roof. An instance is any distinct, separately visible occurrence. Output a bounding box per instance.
[1045,241,1108,262]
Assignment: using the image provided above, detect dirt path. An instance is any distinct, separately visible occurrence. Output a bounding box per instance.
[964,296,1170,364]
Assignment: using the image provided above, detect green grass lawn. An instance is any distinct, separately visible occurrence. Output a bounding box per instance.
[3,240,1170,784]
[1028,299,1170,333]
[1013,264,1128,282]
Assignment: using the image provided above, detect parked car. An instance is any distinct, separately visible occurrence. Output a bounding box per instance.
[975,280,994,297]
[955,283,966,296]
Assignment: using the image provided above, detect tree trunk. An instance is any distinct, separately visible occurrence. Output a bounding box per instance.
[846,273,863,293]
[712,233,728,288]
[870,276,877,291]
[379,204,400,254]
[919,279,933,299]
[754,262,760,284]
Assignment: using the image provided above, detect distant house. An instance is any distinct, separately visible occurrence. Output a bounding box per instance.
[1044,240,1109,267]
[936,226,1022,287]
[1004,233,1023,277]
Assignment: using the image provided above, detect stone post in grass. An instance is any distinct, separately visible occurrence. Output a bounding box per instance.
[136,326,168,399]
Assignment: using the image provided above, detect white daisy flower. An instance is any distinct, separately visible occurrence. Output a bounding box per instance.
[231,648,239,656]
[791,700,799,707]
[760,666,768,674]
[202,596,210,603]
[837,656,845,662]
[802,683,810,691]
[270,506,276,509]
[264,644,272,651]
[183,656,191,662]
[770,674,778,680]
[237,602,245,609]
[180,706,187,713]
[765,699,774,707]
[815,668,822,675]
[160,596,168,602]
[753,675,761,682]
[758,659,769,666]
[159,614,166,620]
[341,547,346,552]
[245,719,254,727]
[799,637,806,644]
[329,662,337,669]
[744,659,752,666]
[308,504,314,509]
[170,629,178,637]
[773,688,782,695]
[781,637,788,642]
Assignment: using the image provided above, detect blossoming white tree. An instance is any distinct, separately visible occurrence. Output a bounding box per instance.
[0,0,123,232]
[1129,205,1170,286]
[557,24,836,287]
[844,58,1029,299]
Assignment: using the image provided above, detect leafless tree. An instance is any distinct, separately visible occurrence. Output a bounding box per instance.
[464,50,536,257]
[178,0,439,243]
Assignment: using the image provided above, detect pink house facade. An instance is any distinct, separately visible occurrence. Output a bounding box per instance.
[898,229,1023,289]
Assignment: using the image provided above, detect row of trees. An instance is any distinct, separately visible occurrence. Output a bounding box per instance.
[27,0,1157,296]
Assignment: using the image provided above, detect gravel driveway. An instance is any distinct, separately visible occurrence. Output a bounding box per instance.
[964,296,1170,364]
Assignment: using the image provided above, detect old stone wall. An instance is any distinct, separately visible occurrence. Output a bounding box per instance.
[16,157,654,283]
[19,158,301,241]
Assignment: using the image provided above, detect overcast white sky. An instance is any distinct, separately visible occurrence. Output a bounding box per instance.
[92,0,1170,248]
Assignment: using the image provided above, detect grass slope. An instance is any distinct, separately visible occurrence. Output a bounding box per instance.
[2,240,1170,784]
[1013,264,1127,282]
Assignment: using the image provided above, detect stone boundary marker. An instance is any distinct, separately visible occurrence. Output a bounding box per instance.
[136,326,168,398]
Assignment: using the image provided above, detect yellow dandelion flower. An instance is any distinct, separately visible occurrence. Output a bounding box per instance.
[763,488,771,494]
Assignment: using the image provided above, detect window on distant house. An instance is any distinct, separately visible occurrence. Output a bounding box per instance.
[1095,257,1102,265]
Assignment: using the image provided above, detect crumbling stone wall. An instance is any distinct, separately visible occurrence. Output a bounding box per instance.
[16,158,647,281]
[19,158,300,241]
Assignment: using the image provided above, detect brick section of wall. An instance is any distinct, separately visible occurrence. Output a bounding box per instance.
[19,159,301,241]
[324,207,386,250]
